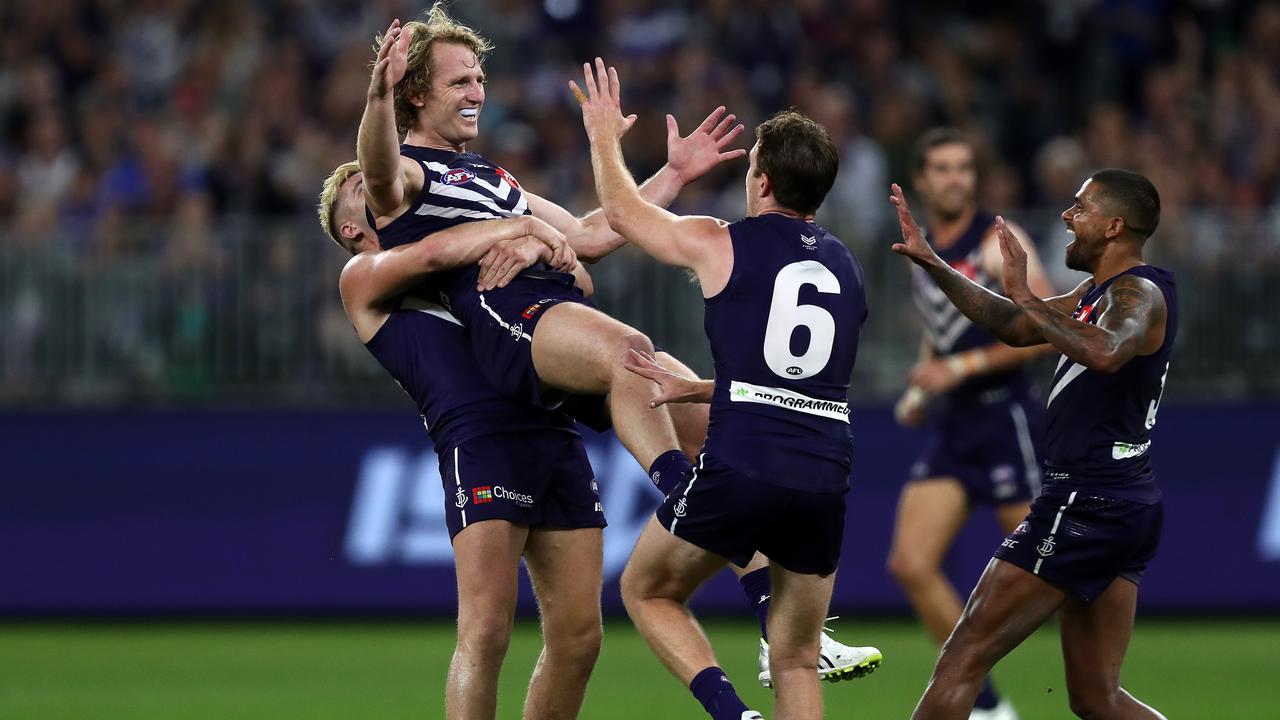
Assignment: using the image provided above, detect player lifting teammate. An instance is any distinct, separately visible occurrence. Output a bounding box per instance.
[891,170,1171,720]
[888,129,1055,720]
[576,59,869,720]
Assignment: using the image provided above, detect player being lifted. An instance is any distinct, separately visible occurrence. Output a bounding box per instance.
[321,164,602,720]
[575,59,870,720]
[891,170,1171,720]
[358,10,744,492]
[359,4,879,692]
[888,128,1054,720]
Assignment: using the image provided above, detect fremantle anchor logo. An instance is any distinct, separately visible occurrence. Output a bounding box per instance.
[1037,535,1056,558]
[673,497,687,518]
[455,487,468,509]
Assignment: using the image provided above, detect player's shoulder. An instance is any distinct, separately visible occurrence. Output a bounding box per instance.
[339,250,379,301]
[1102,271,1166,312]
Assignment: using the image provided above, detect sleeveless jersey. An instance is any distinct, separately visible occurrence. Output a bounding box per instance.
[702,214,868,492]
[1043,265,1177,503]
[911,210,1029,403]
[363,296,576,450]
[367,144,574,324]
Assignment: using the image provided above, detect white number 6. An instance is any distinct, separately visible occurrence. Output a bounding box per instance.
[763,261,841,380]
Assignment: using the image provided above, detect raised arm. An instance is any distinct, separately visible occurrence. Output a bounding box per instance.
[571,59,733,291]
[890,184,1084,347]
[995,221,1166,373]
[358,19,421,217]
[537,70,744,263]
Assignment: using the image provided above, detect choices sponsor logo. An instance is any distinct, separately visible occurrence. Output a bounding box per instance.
[472,486,494,504]
[492,485,534,506]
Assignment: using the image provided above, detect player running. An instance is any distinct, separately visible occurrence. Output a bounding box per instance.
[576,59,869,720]
[320,162,603,720]
[888,128,1055,720]
[890,170,1171,720]
[359,9,745,492]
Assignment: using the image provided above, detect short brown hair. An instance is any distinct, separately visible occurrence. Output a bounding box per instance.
[379,2,494,136]
[317,160,361,254]
[911,127,971,174]
[754,110,839,216]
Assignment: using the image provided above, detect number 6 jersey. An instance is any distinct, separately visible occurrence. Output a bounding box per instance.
[701,214,868,492]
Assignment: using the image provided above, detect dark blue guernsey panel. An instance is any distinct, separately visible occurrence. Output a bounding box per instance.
[911,210,1029,402]
[363,296,576,449]
[1043,265,1177,503]
[702,214,868,492]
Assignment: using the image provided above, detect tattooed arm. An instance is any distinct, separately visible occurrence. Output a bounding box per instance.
[889,184,1085,347]
[1017,274,1166,373]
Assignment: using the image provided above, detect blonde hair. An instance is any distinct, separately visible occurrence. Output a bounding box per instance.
[377,2,494,135]
[317,160,362,253]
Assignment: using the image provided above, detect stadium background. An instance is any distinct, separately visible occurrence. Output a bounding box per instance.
[2,0,1278,717]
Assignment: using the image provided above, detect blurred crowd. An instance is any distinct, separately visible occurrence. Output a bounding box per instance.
[1,0,1277,403]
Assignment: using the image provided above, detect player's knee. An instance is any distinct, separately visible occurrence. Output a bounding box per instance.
[545,619,603,668]
[456,616,513,659]
[886,546,936,588]
[611,330,656,368]
[767,638,820,672]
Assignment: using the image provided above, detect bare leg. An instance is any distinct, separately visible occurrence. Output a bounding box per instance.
[531,303,681,469]
[653,351,710,460]
[522,528,605,720]
[1060,578,1167,719]
[767,565,837,720]
[886,478,972,644]
[912,558,1065,719]
[447,521,530,720]
[619,517,730,684]
[996,500,1032,534]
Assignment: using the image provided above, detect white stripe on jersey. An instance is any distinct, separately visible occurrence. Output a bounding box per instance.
[1009,403,1042,496]
[477,293,533,342]
[414,204,507,221]
[1033,491,1077,575]
[401,296,462,326]
[1047,362,1088,406]
[728,380,850,423]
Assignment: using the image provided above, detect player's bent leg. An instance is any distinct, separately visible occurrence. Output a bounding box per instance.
[913,559,1065,720]
[521,527,604,720]
[1059,578,1167,720]
[530,303,681,470]
[765,565,837,720]
[620,517,729,683]
[448,520,530,720]
[887,478,972,644]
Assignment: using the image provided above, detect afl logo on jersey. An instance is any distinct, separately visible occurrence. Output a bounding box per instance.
[786,366,803,376]
[441,168,476,186]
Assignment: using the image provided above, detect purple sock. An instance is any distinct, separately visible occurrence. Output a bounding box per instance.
[973,676,1001,710]
[738,567,771,641]
[689,666,750,720]
[647,449,692,497]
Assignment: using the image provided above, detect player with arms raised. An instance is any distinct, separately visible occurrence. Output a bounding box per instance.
[891,170,1172,720]
[575,59,869,720]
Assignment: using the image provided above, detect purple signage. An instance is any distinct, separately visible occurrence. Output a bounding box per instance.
[2,406,1278,614]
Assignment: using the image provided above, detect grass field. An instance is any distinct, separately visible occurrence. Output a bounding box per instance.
[2,617,1277,718]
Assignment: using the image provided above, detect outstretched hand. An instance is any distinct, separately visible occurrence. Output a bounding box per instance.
[622,350,708,407]
[665,107,747,185]
[889,183,940,267]
[370,19,409,98]
[995,215,1032,303]
[569,58,637,143]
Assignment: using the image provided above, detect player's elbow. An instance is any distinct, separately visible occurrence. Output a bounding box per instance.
[1085,349,1127,374]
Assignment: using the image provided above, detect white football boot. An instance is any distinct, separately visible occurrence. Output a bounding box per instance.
[757,617,883,688]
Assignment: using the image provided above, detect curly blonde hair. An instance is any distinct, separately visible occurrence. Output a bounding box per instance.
[317,160,362,253]
[377,2,494,135]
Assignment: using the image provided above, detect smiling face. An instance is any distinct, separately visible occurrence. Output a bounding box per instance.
[914,142,976,222]
[414,42,485,150]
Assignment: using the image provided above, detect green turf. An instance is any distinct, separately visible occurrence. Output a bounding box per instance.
[2,617,1277,718]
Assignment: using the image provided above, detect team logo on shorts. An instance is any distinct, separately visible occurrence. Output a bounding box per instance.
[455,488,469,509]
[1013,521,1030,535]
[673,497,688,518]
[441,168,476,186]
[1037,535,1056,557]
[473,486,494,504]
[509,322,525,340]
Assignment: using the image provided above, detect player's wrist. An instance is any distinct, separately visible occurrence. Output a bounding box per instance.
[945,350,990,379]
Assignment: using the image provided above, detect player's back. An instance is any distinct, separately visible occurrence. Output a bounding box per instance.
[364,295,576,449]
[702,214,868,492]
[1044,264,1177,503]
